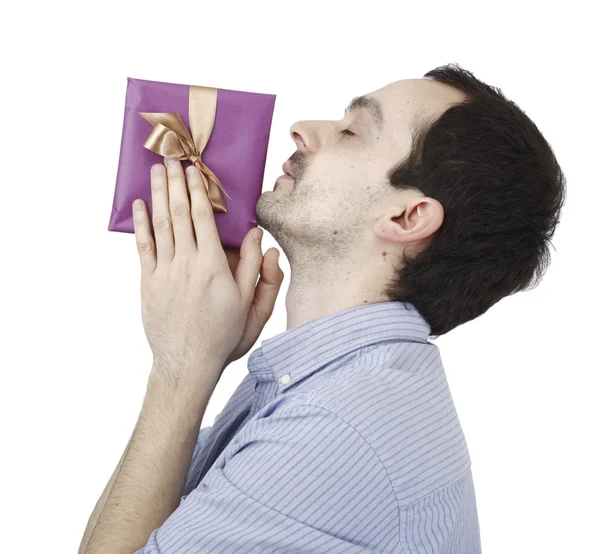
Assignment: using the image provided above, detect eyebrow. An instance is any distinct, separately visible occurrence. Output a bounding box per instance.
[344,95,384,132]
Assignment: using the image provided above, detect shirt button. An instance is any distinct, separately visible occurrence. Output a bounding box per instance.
[279,374,291,385]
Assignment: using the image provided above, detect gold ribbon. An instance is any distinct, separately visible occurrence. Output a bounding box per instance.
[139,85,231,213]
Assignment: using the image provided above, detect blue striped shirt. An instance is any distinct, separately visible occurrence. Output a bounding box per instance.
[135,300,481,553]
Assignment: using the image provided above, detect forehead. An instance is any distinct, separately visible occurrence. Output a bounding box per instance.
[368,78,467,130]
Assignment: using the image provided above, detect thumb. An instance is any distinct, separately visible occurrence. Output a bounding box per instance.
[225,246,284,366]
[249,247,284,327]
[235,227,265,307]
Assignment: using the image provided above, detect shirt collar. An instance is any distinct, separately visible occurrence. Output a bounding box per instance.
[247,301,431,390]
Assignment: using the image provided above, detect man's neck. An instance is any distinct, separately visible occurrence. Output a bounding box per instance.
[284,269,387,331]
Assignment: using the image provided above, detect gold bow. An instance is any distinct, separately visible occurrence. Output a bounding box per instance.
[139,85,231,213]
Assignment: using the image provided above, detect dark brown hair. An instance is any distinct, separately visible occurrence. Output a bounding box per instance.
[381,63,567,337]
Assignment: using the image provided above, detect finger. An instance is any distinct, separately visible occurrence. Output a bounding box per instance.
[248,248,284,325]
[132,199,157,276]
[225,247,283,366]
[234,228,267,308]
[150,163,174,265]
[255,249,285,310]
[164,158,197,256]
[186,165,222,256]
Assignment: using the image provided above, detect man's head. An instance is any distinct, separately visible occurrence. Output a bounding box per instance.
[255,63,566,337]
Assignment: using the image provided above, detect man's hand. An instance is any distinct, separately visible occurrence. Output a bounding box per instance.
[223,246,283,367]
[133,158,283,383]
[80,159,285,554]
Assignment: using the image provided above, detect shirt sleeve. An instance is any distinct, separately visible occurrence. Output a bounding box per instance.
[180,423,213,500]
[134,402,397,553]
[398,470,482,554]
[181,372,256,501]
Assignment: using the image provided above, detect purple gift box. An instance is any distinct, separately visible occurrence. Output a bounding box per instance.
[108,77,277,248]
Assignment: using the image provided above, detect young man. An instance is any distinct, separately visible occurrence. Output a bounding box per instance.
[79,63,565,553]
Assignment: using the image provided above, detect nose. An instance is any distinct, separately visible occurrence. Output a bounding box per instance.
[289,119,338,159]
[289,121,306,150]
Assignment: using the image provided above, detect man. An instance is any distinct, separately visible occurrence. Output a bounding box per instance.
[79,63,566,553]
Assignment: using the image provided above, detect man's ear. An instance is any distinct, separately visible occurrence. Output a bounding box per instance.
[374,197,444,244]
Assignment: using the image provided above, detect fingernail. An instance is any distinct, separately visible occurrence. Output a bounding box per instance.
[165,157,177,166]
[253,228,263,242]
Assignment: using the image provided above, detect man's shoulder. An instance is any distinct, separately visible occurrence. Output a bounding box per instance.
[298,353,472,506]
[301,342,446,419]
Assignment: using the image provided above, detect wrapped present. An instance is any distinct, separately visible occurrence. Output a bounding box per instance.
[108,77,277,248]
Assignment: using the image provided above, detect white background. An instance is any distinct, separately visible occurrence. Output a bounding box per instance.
[1,1,598,552]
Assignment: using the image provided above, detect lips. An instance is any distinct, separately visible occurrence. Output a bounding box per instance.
[282,161,296,178]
